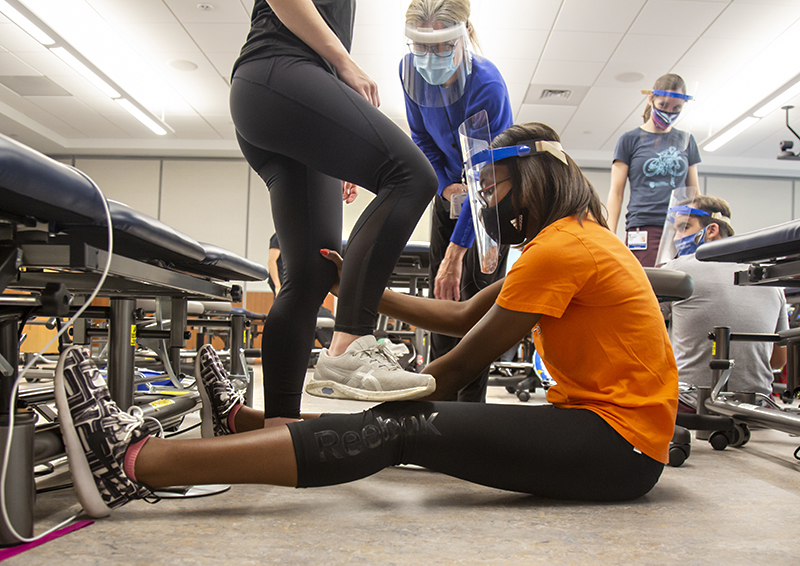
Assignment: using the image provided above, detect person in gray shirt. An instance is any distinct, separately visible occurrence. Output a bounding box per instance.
[660,195,787,403]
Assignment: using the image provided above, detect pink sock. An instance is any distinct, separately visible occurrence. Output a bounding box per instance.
[124,437,151,483]
[227,404,242,433]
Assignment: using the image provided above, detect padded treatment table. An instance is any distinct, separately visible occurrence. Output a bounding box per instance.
[1,133,271,540]
[697,219,800,287]
[694,219,800,435]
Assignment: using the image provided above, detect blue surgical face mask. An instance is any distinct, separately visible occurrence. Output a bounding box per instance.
[413,52,458,85]
[675,227,706,256]
[652,106,681,130]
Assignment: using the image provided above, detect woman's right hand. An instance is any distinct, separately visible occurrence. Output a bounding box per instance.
[336,59,380,108]
[320,248,344,296]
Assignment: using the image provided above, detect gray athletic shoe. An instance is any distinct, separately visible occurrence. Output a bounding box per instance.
[55,346,159,518]
[195,344,245,438]
[305,335,435,401]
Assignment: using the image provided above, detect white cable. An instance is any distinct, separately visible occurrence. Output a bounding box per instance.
[1,171,113,543]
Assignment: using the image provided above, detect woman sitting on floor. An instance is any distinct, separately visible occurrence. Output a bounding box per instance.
[56,122,678,518]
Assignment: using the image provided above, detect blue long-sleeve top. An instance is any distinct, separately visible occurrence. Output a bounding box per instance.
[402,55,513,248]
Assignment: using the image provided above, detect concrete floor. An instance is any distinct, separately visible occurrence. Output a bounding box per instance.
[10,365,800,565]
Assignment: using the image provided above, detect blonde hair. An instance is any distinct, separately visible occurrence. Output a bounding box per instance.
[643,73,687,123]
[405,0,481,53]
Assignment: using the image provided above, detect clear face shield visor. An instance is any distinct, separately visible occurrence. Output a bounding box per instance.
[402,22,471,107]
[655,186,733,265]
[458,110,569,273]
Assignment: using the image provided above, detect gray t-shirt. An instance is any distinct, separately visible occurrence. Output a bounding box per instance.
[613,127,701,229]
[660,254,787,394]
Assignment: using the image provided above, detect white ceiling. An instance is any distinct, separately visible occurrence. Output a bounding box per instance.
[1,0,800,175]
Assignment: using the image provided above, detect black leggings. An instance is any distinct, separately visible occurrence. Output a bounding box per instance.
[288,402,664,502]
[230,57,437,418]
[428,196,509,402]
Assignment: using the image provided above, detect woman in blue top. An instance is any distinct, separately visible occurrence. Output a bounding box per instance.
[401,0,513,402]
[607,73,701,267]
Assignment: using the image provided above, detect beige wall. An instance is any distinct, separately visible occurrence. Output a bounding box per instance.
[56,155,799,292]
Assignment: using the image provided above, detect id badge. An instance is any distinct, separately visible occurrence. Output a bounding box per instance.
[449,191,467,219]
[627,229,647,250]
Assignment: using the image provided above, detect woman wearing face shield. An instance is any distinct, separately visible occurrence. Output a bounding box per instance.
[401,0,513,402]
[607,73,701,267]
[59,122,678,515]
[228,0,442,423]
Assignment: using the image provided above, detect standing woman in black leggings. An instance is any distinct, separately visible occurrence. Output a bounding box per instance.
[229,0,439,426]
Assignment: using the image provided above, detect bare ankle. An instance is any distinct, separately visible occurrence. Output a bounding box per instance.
[328,332,360,357]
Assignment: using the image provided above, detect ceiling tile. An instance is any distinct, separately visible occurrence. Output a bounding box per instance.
[542,31,623,62]
[86,0,178,24]
[27,96,131,138]
[113,22,199,52]
[554,0,647,33]
[703,1,800,40]
[0,53,39,76]
[0,23,50,52]
[204,113,237,140]
[164,0,250,23]
[473,0,562,31]
[204,51,240,79]
[163,114,221,139]
[629,0,728,37]
[516,104,578,135]
[480,29,549,60]
[183,22,251,53]
[608,34,694,68]
[532,60,605,86]
[0,85,85,138]
[490,58,537,87]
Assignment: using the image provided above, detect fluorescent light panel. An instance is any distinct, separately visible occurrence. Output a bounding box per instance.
[49,47,121,98]
[0,0,172,136]
[753,79,800,118]
[703,117,759,152]
[115,99,167,136]
[0,0,54,45]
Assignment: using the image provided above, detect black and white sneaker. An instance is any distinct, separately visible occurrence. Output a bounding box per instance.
[195,344,244,438]
[55,346,159,518]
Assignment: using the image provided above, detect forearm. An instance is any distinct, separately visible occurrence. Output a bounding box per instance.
[378,279,505,337]
[608,162,628,234]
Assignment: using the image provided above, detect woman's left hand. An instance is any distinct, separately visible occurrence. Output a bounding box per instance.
[342,181,359,204]
[320,248,343,296]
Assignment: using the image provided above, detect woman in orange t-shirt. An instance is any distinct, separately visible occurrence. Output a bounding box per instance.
[58,123,677,519]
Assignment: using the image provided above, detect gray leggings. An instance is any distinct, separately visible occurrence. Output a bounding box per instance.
[230,56,437,418]
[288,401,665,502]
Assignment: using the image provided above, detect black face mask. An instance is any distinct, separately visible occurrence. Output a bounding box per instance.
[480,190,529,245]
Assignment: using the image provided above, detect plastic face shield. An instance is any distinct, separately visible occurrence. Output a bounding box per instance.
[402,22,471,107]
[458,110,569,273]
[655,186,703,265]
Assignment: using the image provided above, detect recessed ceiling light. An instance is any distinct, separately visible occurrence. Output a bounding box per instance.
[197,3,214,10]
[168,59,199,72]
[615,71,645,83]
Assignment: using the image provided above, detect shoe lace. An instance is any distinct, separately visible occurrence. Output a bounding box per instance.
[119,405,165,440]
[364,340,404,370]
[222,387,246,416]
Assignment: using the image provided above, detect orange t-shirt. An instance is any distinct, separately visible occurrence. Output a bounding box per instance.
[496,216,678,463]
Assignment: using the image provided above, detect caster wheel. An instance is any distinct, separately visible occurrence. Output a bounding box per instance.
[517,390,530,402]
[709,430,729,451]
[730,423,751,448]
[669,445,689,467]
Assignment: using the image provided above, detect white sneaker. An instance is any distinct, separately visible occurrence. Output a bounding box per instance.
[306,335,435,401]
